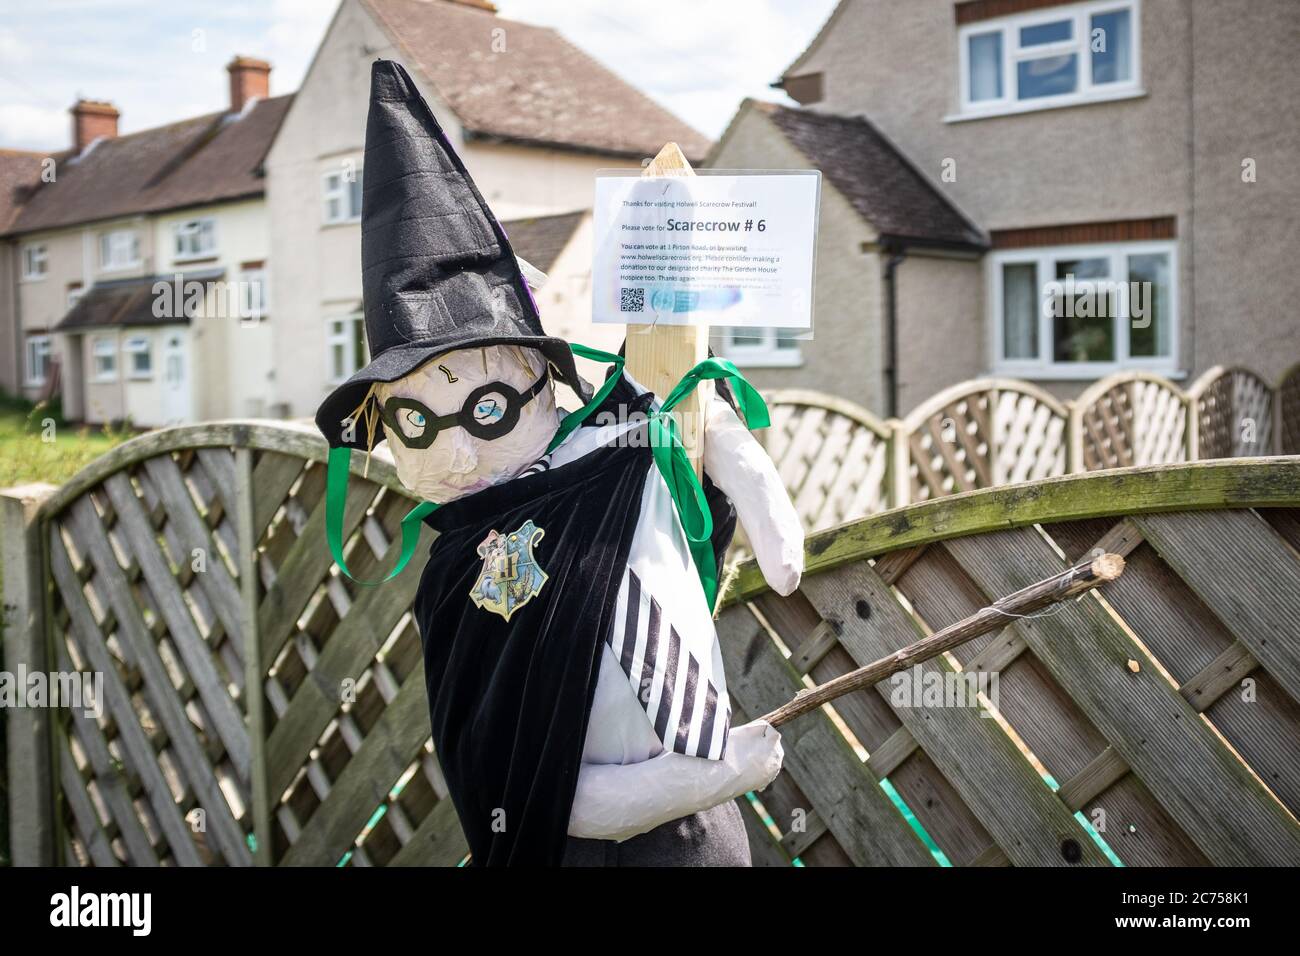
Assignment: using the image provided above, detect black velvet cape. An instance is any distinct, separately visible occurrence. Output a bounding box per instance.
[412,380,736,866]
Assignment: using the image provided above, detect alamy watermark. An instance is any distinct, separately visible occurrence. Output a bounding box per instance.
[0,665,103,719]
[152,273,266,325]
[1044,274,1154,328]
[889,664,1000,717]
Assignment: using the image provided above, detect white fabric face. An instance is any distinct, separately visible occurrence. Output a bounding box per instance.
[376,345,560,503]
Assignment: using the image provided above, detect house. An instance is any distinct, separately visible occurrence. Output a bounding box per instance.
[0,148,49,399]
[710,0,1299,414]
[265,0,708,419]
[1,57,291,426]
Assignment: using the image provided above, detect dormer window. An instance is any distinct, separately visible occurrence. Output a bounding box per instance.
[958,1,1139,119]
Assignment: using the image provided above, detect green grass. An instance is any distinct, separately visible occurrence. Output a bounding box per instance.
[0,392,134,490]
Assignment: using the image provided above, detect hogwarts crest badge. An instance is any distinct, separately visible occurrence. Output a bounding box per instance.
[469,520,549,622]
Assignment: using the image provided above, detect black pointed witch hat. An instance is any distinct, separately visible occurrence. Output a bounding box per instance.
[315,59,590,449]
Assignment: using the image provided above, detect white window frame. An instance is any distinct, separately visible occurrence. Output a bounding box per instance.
[123,334,153,380]
[24,335,51,386]
[719,327,804,368]
[322,168,363,225]
[956,0,1141,120]
[239,266,269,322]
[326,312,368,384]
[91,335,119,382]
[173,217,218,261]
[21,243,48,280]
[989,239,1178,379]
[67,285,84,309]
[99,229,141,272]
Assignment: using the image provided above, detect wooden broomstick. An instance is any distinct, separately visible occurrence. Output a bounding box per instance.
[761,552,1126,727]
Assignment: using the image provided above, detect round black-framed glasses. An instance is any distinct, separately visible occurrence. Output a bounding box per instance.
[378,371,549,449]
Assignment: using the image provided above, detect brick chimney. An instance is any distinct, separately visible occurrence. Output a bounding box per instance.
[227,56,271,113]
[71,100,119,152]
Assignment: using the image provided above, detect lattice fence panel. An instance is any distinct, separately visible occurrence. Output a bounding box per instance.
[42,428,468,868]
[761,391,890,530]
[1194,368,1275,459]
[1280,364,1300,456]
[991,388,1068,484]
[906,389,994,502]
[1078,381,1137,469]
[1077,377,1188,470]
[49,449,255,867]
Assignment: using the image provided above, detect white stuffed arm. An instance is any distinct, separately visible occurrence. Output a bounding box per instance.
[567,720,783,842]
[703,396,804,596]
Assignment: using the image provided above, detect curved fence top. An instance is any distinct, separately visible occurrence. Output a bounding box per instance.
[901,376,1069,431]
[38,420,410,522]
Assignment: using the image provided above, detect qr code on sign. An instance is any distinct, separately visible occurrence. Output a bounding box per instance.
[620,287,645,313]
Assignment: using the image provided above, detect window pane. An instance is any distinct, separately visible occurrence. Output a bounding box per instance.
[1017,54,1078,99]
[1052,258,1114,363]
[1020,19,1072,46]
[352,317,368,368]
[350,175,364,218]
[968,32,1003,101]
[775,329,801,350]
[1001,263,1038,359]
[1091,9,1132,84]
[729,328,763,347]
[1127,253,1171,357]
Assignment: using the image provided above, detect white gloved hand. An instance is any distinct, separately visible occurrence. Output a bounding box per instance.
[702,397,804,595]
[567,719,783,842]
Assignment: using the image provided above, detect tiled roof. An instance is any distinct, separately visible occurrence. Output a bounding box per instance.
[759,102,987,249]
[501,210,584,273]
[363,0,710,160]
[52,269,223,332]
[5,96,292,236]
[0,149,48,232]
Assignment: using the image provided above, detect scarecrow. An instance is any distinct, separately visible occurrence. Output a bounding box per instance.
[317,60,804,866]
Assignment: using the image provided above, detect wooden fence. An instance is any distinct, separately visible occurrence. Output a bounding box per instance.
[763,364,1299,534]
[3,410,1299,866]
[722,457,1300,866]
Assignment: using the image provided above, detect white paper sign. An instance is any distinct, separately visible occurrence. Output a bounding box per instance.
[591,172,820,329]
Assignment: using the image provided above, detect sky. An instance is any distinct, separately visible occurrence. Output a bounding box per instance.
[0,0,838,151]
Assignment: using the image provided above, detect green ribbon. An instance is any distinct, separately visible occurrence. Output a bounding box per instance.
[325,345,769,606]
[547,343,626,452]
[650,355,770,609]
[326,445,438,586]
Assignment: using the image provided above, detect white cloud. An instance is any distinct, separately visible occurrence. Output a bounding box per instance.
[0,103,68,151]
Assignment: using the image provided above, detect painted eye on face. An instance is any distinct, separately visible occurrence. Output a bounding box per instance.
[473,397,504,425]
[401,408,427,437]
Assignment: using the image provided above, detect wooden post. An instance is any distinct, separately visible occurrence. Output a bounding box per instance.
[624,143,712,475]
[1066,401,1085,473]
[1,481,58,866]
[887,419,910,508]
[234,448,272,865]
[1184,391,1200,462]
